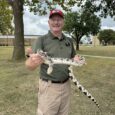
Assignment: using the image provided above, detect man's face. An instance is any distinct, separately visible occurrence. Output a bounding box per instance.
[48,15,64,33]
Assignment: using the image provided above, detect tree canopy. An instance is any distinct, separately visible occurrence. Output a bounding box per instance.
[77,0,115,19]
[0,0,13,35]
[98,29,115,45]
[64,11,101,50]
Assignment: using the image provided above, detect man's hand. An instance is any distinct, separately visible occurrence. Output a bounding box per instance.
[25,47,44,70]
[73,55,86,65]
[73,55,81,62]
[29,53,44,65]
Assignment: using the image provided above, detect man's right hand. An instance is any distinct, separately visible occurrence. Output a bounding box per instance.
[25,48,44,71]
[29,53,44,65]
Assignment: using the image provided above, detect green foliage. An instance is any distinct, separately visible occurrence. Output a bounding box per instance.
[98,0,115,18]
[64,11,101,50]
[78,0,115,19]
[0,0,13,34]
[24,0,79,15]
[27,0,114,18]
[98,29,115,44]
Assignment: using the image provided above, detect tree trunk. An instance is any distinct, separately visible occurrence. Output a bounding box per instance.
[72,35,79,51]
[76,42,79,50]
[12,0,25,60]
[76,37,79,50]
[75,32,83,51]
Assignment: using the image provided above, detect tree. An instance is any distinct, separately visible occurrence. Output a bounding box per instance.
[99,0,115,18]
[98,29,115,45]
[64,11,101,50]
[7,0,25,60]
[6,0,78,60]
[0,0,13,35]
[78,0,115,19]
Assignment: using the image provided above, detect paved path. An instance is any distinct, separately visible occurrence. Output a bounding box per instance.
[81,54,115,59]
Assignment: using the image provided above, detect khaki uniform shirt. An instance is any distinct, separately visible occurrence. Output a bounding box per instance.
[32,31,76,82]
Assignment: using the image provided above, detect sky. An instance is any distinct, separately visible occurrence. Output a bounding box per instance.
[23,7,115,35]
[24,10,49,35]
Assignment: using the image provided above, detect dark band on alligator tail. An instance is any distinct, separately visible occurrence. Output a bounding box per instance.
[70,75,100,109]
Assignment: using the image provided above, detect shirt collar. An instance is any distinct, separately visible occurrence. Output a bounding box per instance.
[48,30,65,41]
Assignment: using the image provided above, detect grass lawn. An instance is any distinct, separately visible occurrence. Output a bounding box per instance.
[77,45,115,57]
[0,46,115,115]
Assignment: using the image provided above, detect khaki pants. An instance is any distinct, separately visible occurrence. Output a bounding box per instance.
[37,78,71,115]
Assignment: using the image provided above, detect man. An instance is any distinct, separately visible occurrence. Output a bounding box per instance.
[25,9,78,115]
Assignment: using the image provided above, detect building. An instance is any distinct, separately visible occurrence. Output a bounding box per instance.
[0,35,41,46]
[92,35,100,46]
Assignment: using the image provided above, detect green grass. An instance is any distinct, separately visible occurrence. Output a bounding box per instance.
[77,45,115,57]
[0,46,115,115]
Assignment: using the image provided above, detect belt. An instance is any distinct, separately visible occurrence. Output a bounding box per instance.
[40,77,69,84]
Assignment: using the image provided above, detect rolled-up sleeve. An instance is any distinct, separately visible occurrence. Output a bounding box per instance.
[32,37,43,53]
